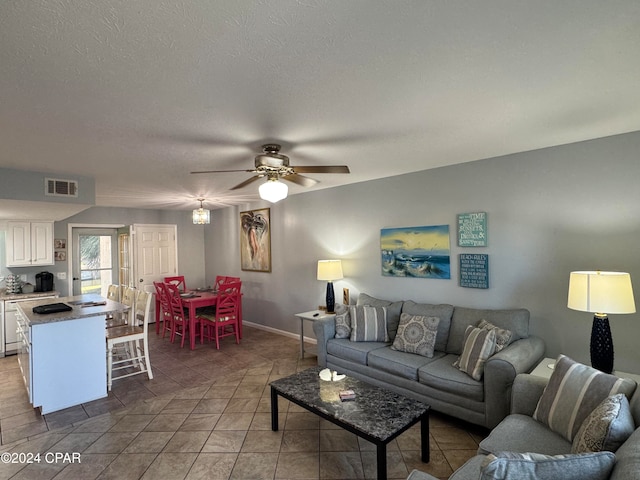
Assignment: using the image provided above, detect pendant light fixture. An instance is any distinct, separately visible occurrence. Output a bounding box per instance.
[192,198,210,224]
[259,174,288,203]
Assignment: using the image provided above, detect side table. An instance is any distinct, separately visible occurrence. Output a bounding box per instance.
[531,357,640,383]
[294,310,335,359]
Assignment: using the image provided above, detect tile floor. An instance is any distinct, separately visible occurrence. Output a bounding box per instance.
[0,326,487,479]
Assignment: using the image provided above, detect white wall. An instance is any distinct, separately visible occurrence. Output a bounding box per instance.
[205,131,640,372]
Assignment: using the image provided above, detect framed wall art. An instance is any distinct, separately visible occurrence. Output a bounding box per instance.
[380,224,451,279]
[459,253,489,289]
[457,212,487,247]
[240,208,271,272]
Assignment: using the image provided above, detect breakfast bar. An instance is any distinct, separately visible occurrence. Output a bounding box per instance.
[16,294,127,414]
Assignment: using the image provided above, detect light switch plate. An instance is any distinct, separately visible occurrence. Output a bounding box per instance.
[56,272,67,280]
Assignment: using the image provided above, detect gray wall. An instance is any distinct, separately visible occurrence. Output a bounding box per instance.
[205,131,640,372]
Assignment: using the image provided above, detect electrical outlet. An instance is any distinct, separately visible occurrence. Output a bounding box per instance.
[56,272,67,280]
[19,274,27,282]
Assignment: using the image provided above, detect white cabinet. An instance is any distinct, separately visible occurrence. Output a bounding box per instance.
[6,221,54,267]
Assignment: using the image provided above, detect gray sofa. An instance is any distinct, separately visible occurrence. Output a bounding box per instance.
[408,372,640,480]
[312,293,545,429]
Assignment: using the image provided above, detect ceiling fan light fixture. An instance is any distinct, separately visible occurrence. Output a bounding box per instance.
[259,177,288,203]
[192,198,210,224]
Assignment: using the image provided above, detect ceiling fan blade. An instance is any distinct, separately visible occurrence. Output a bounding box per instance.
[282,173,319,188]
[190,169,253,174]
[291,165,350,174]
[230,175,264,190]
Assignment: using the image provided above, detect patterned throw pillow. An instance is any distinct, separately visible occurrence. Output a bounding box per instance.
[572,393,635,453]
[390,313,440,358]
[349,305,389,342]
[480,451,616,480]
[533,355,637,442]
[477,319,512,353]
[454,326,496,381]
[333,304,351,339]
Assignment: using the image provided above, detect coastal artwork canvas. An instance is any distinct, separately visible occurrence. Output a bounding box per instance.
[381,225,451,279]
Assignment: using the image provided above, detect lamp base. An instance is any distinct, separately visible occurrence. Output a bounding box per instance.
[325,281,335,314]
[590,315,614,374]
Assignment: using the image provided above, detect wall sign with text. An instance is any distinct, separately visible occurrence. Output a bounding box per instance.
[459,254,489,289]
[457,212,487,247]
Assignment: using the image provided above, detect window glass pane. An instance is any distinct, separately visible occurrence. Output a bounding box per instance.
[79,235,113,294]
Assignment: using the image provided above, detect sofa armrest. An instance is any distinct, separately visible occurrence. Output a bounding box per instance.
[483,335,545,428]
[511,373,548,416]
[312,317,336,367]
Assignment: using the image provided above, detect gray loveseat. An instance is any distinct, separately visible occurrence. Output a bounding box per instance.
[409,369,640,480]
[312,293,545,429]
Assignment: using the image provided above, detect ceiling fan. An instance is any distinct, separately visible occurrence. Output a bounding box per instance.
[191,143,350,202]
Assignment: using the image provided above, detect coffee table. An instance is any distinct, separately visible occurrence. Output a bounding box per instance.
[270,366,430,480]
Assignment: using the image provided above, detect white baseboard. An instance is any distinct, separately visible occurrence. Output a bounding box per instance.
[243,320,317,345]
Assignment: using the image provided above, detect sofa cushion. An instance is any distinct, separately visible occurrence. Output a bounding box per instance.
[334,304,351,339]
[533,355,637,442]
[479,414,572,456]
[572,393,635,454]
[477,319,512,353]
[391,313,440,358]
[455,326,496,381]
[480,451,616,480]
[447,307,529,354]
[418,354,484,402]
[349,305,389,342]
[401,301,454,352]
[357,293,404,340]
[368,346,442,381]
[326,338,388,365]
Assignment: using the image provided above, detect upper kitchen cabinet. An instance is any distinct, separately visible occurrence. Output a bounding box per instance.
[6,221,54,267]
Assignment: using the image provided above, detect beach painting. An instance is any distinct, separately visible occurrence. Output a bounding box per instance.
[381,225,451,279]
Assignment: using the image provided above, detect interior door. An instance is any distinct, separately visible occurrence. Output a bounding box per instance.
[132,224,178,293]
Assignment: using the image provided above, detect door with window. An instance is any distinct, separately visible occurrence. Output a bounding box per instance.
[72,228,119,296]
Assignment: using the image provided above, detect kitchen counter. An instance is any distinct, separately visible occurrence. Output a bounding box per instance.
[0,289,60,301]
[15,293,128,414]
[16,294,127,325]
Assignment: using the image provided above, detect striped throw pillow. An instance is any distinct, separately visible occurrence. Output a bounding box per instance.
[455,326,496,381]
[477,319,512,353]
[349,306,389,342]
[533,355,638,442]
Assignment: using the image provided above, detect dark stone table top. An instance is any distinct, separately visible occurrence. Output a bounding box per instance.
[270,366,429,442]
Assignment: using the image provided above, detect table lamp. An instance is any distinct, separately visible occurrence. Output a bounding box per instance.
[317,260,343,314]
[567,270,636,374]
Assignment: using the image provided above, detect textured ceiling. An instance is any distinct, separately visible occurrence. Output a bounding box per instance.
[1,1,639,213]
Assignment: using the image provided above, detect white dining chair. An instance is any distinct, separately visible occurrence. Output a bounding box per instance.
[106,290,154,390]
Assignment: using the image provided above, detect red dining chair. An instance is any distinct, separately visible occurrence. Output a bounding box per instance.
[164,283,194,347]
[164,275,187,292]
[153,281,172,337]
[213,275,240,291]
[198,281,241,349]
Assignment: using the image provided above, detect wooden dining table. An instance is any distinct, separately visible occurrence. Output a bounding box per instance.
[155,289,242,350]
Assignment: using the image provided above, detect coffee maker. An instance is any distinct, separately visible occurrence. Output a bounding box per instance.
[36,271,54,292]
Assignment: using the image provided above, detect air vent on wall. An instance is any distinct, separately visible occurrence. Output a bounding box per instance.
[45,178,78,197]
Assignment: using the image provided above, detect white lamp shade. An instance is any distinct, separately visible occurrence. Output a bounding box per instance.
[192,207,210,224]
[568,271,636,314]
[259,178,288,203]
[317,260,343,281]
